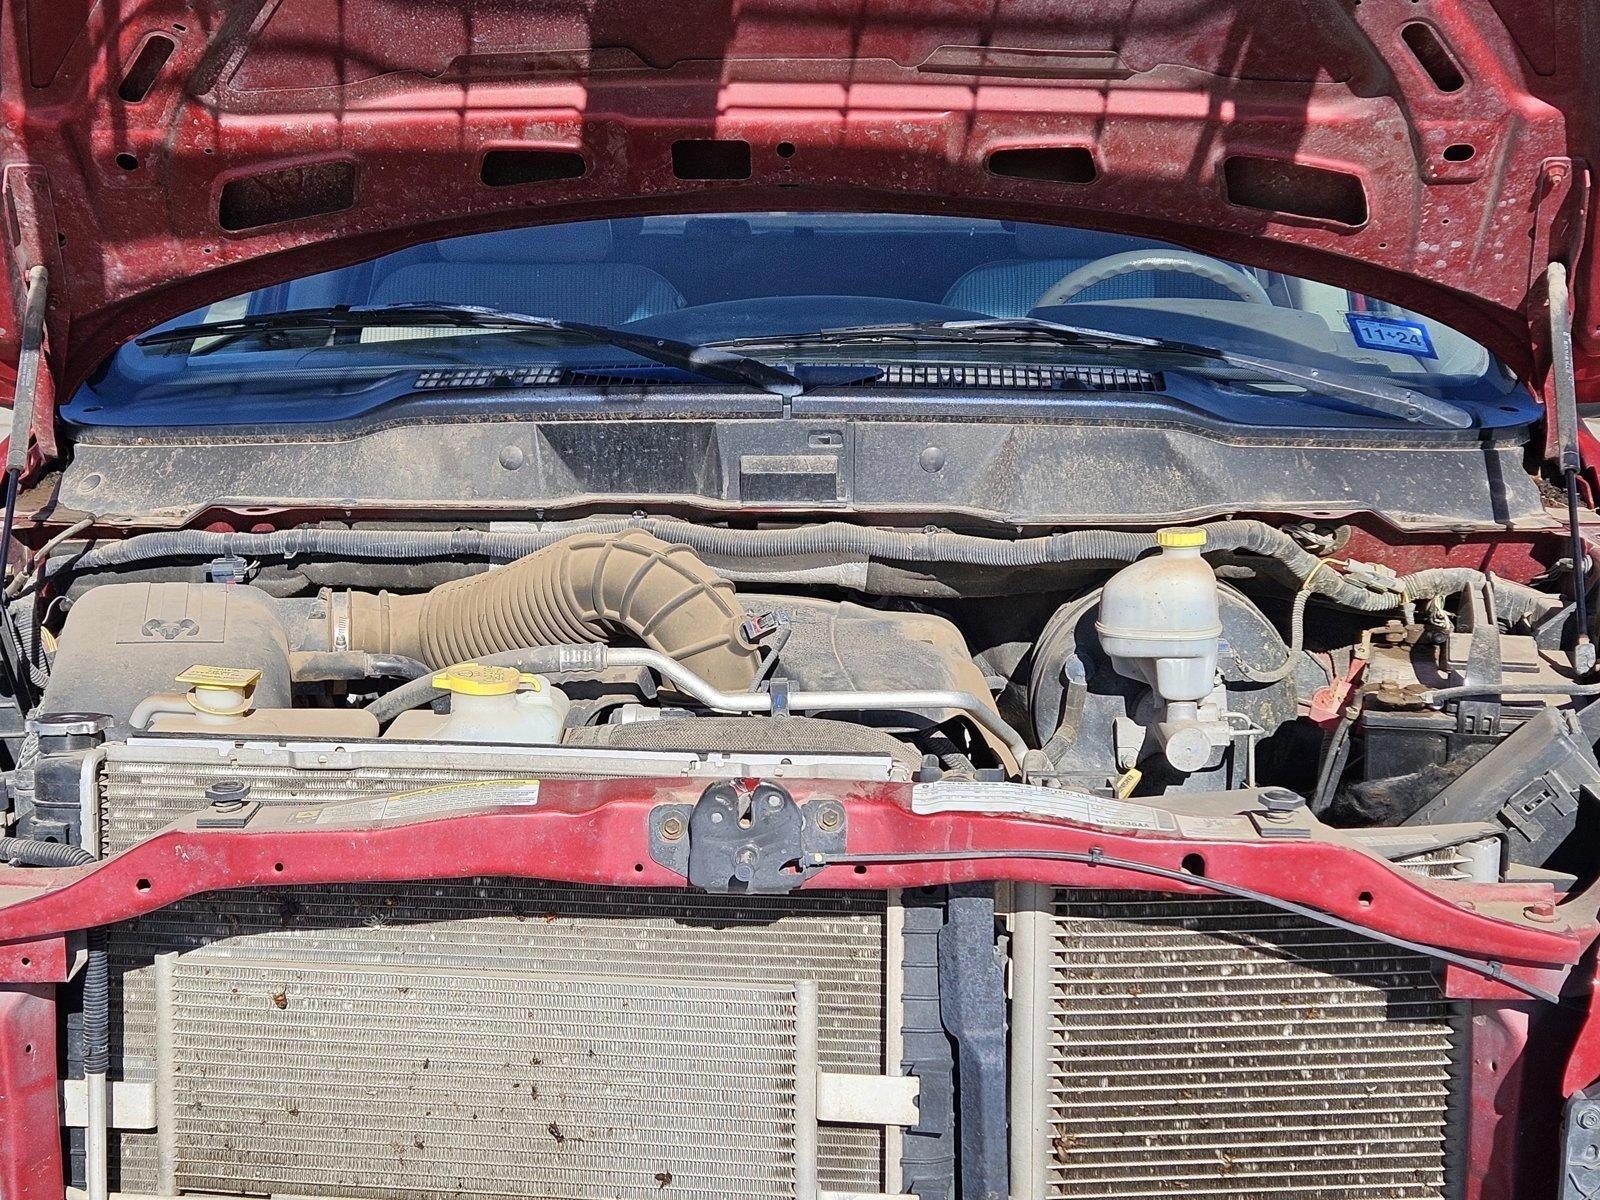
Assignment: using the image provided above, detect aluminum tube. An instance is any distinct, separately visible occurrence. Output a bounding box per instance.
[86,1074,108,1200]
[603,648,772,712]
[605,649,1030,763]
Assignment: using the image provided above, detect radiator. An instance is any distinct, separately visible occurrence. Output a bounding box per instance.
[99,739,900,1199]
[111,880,893,1198]
[166,960,813,1200]
[100,736,903,853]
[1011,887,1467,1200]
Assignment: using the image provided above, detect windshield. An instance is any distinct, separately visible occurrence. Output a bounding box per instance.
[74,212,1532,430]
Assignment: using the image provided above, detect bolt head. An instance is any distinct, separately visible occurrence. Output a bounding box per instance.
[1579,1109,1600,1130]
[659,815,685,842]
[205,779,251,809]
[1259,788,1306,815]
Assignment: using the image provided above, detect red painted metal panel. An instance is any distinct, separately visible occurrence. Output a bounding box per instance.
[0,0,1591,411]
[1467,1000,1583,1200]
[0,778,1579,974]
[0,986,61,1200]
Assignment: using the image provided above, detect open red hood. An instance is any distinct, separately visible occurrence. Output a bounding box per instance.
[2,0,1598,454]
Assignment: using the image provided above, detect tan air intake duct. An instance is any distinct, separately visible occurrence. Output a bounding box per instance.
[336,530,763,689]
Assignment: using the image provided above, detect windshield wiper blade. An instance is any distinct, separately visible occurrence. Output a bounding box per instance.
[136,304,805,398]
[714,316,1474,429]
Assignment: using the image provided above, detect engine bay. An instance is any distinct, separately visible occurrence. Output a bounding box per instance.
[2,505,1594,1200]
[16,514,1595,884]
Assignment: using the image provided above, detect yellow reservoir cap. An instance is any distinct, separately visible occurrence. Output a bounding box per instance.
[177,664,261,717]
[432,663,539,697]
[176,665,262,689]
[1155,527,1208,549]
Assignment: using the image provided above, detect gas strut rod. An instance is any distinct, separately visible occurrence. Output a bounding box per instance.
[0,265,49,709]
[1548,261,1595,676]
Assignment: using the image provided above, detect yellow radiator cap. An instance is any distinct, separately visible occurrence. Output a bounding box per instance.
[1155,527,1207,549]
[432,663,538,696]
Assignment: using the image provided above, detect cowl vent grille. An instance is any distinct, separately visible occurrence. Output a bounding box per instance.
[408,362,1161,392]
[413,365,562,389]
[849,362,1160,392]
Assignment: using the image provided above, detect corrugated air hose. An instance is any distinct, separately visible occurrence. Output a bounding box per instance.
[336,529,764,690]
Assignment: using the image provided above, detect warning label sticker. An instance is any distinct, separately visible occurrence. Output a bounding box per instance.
[911,781,1177,832]
[305,779,542,826]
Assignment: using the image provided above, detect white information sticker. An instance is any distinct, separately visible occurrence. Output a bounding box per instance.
[911,780,1177,832]
[311,779,541,825]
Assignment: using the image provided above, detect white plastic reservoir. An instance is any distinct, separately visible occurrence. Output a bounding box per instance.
[385,662,571,744]
[1095,528,1224,771]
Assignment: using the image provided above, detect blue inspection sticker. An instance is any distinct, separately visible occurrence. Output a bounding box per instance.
[1345,313,1438,359]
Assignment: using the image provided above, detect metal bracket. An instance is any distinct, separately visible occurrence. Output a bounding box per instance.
[1547,259,1597,674]
[1561,1086,1600,1200]
[1454,578,1505,735]
[649,779,846,893]
[7,264,47,478]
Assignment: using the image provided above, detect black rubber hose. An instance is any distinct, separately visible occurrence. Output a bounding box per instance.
[81,926,109,1074]
[41,518,1534,618]
[0,838,108,1073]
[365,646,600,724]
[0,835,93,867]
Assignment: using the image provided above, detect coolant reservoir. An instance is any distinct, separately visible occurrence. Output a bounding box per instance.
[1095,528,1224,771]
[385,663,571,744]
[142,664,380,738]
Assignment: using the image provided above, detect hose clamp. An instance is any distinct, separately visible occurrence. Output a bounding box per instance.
[329,590,352,652]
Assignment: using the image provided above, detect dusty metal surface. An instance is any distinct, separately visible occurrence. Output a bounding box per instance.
[166,962,807,1200]
[102,723,893,1197]
[1042,890,1465,1199]
[59,416,1546,531]
[98,738,902,853]
[110,880,889,1196]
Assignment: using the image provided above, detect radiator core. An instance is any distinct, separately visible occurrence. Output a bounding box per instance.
[1012,888,1466,1200]
[169,960,812,1200]
[111,880,889,1198]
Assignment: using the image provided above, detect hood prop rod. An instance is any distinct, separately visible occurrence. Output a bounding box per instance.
[1549,261,1594,676]
[0,266,49,710]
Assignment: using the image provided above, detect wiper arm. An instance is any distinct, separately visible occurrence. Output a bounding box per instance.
[1192,351,1474,430]
[715,316,1474,429]
[136,304,805,399]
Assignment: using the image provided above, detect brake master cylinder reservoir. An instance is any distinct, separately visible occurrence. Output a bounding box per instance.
[1095,528,1224,772]
[385,663,571,744]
